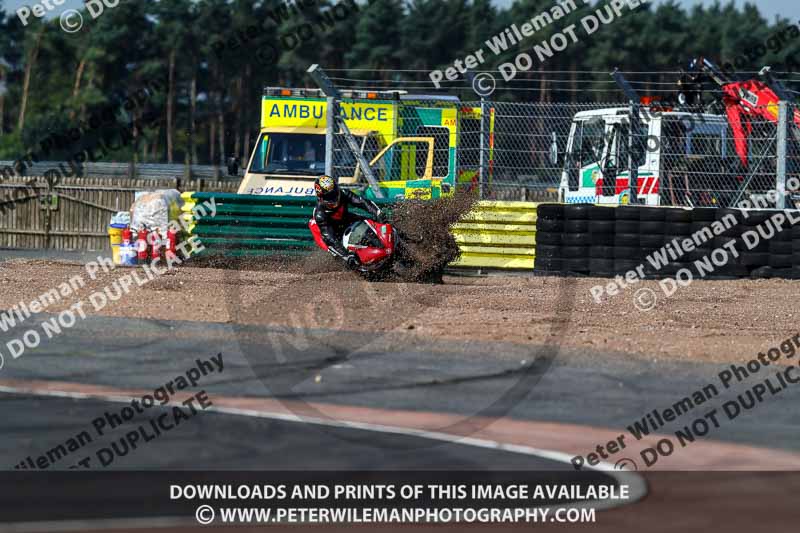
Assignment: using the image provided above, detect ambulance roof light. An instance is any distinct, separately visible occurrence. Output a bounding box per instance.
[264,87,324,97]
[264,86,405,101]
[339,89,403,100]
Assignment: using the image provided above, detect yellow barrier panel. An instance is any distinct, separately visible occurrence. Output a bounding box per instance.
[451,201,538,269]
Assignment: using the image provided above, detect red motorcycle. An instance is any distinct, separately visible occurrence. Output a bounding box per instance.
[309,218,409,277]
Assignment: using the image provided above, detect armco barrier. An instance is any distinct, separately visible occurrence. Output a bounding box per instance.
[181,192,539,268]
[450,201,538,269]
[534,203,800,280]
[180,192,392,257]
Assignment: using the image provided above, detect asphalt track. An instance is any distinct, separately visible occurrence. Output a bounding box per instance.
[1,313,799,463]
[2,251,800,531]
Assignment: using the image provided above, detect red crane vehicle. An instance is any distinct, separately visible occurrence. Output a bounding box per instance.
[558,57,799,207]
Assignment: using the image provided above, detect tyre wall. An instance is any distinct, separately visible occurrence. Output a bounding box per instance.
[534,204,800,280]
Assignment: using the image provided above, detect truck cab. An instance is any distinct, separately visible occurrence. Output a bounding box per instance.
[237,88,488,201]
[559,107,733,206]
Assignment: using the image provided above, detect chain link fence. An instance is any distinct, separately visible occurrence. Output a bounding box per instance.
[655,104,780,208]
[326,95,797,208]
[786,102,800,207]
[328,98,611,201]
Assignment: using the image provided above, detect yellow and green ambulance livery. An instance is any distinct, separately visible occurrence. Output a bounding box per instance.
[237,88,490,201]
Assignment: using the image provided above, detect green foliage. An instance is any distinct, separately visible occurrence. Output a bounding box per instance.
[0,0,796,165]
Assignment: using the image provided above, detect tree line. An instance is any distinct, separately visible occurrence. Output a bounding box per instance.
[0,0,797,169]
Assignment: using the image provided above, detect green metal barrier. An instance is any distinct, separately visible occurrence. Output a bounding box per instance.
[181,192,539,270]
[181,192,393,257]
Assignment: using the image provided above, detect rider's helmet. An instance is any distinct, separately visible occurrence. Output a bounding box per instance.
[314,175,341,208]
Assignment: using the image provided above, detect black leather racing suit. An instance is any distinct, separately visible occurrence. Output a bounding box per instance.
[313,189,382,260]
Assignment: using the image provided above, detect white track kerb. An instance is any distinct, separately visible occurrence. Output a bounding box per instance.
[0,380,647,512]
[0,199,217,369]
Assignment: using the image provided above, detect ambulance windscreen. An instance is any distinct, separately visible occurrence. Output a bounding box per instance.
[251,133,327,174]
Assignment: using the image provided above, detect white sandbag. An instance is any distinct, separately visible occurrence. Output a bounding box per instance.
[130,189,183,231]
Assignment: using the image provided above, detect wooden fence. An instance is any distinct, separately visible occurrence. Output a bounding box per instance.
[0,176,239,251]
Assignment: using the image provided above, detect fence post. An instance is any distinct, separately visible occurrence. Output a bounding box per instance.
[308,64,383,198]
[325,96,336,178]
[479,97,487,200]
[776,100,788,209]
[628,102,640,205]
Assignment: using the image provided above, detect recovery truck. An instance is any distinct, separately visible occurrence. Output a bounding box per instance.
[558,105,732,206]
[235,88,490,201]
[559,58,798,207]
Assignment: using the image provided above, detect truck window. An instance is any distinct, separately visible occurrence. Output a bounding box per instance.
[578,118,606,168]
[416,126,449,178]
[608,123,629,169]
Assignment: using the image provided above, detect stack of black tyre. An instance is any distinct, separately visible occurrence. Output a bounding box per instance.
[534,204,565,273]
[738,211,772,275]
[588,206,615,277]
[706,209,746,278]
[793,218,800,279]
[660,208,694,276]
[533,203,800,280]
[686,208,718,275]
[741,210,797,278]
[562,205,592,274]
[768,218,793,276]
[638,207,666,277]
[613,206,643,275]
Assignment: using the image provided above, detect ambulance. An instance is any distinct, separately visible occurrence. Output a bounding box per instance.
[236,88,490,200]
